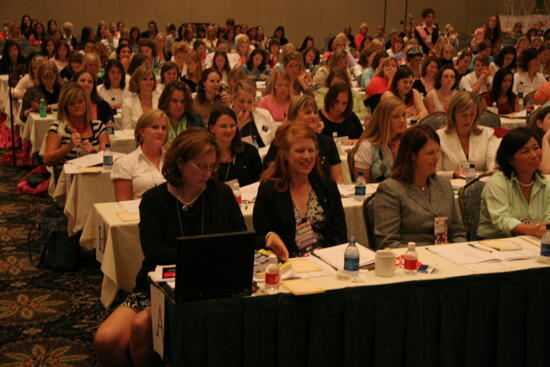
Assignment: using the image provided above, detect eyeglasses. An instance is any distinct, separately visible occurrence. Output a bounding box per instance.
[189,161,218,173]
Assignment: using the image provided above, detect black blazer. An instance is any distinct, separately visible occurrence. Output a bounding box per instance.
[253,174,347,256]
[217,142,262,187]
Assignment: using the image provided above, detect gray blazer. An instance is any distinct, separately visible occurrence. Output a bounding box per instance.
[373,176,466,248]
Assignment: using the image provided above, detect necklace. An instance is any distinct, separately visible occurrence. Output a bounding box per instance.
[176,187,204,211]
[518,180,534,188]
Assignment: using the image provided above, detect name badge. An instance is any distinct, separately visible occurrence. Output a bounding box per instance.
[434,217,448,244]
[295,221,317,256]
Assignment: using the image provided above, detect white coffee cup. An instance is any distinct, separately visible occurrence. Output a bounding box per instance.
[375,249,396,277]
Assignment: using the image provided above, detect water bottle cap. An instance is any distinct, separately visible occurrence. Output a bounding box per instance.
[105,144,111,148]
[358,172,364,177]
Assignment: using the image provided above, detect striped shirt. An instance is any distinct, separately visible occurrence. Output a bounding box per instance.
[48,119,106,162]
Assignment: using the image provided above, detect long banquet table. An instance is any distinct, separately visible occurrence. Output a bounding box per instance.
[150,243,550,367]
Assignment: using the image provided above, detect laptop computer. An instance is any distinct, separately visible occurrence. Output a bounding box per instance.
[174,231,256,302]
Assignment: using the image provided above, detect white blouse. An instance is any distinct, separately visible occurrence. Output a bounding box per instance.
[97,84,130,109]
[436,126,500,178]
[512,71,547,95]
[121,91,160,129]
[111,146,166,199]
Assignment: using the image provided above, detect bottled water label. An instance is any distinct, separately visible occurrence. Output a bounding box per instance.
[355,185,366,196]
[541,243,550,257]
[103,155,113,166]
[404,258,417,270]
[265,272,280,285]
[344,256,359,271]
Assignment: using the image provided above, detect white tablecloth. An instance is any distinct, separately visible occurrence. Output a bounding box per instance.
[21,112,55,155]
[54,167,117,235]
[0,75,9,115]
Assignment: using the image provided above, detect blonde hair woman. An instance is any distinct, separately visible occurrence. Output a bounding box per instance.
[231,34,252,67]
[352,96,407,182]
[13,54,46,99]
[232,80,277,148]
[44,83,109,166]
[83,52,101,80]
[258,68,293,122]
[20,60,61,122]
[436,91,499,178]
[121,65,160,129]
[314,49,349,88]
[153,32,169,69]
[365,57,397,99]
[111,109,169,201]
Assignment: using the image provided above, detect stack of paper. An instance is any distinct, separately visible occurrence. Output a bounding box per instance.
[426,239,539,266]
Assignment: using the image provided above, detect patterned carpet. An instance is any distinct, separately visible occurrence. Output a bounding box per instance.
[0,154,106,366]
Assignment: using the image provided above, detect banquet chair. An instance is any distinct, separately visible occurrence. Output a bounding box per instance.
[479,110,501,128]
[362,193,378,250]
[363,94,381,112]
[420,111,446,131]
[527,105,542,127]
[347,149,356,182]
[458,173,490,241]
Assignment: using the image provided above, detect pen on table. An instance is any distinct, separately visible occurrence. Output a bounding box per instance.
[468,243,492,253]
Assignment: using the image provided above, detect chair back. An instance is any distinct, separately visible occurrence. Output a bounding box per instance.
[527,105,543,128]
[364,94,381,112]
[479,110,501,128]
[347,149,356,182]
[420,111,447,131]
[458,173,490,241]
[362,193,378,250]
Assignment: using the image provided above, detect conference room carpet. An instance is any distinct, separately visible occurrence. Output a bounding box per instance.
[0,154,104,366]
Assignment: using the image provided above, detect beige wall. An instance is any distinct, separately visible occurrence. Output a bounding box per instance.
[0,0,537,48]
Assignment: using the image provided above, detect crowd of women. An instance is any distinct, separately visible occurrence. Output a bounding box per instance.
[2,10,550,367]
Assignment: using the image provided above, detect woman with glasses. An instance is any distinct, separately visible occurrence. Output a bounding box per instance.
[94,127,249,367]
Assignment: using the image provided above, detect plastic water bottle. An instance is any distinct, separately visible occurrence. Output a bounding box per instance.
[466,163,476,181]
[39,97,47,117]
[106,118,115,135]
[404,241,418,274]
[517,83,525,111]
[354,172,366,200]
[103,144,113,170]
[488,102,498,115]
[265,255,280,292]
[231,182,242,206]
[344,236,360,277]
[540,224,550,264]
